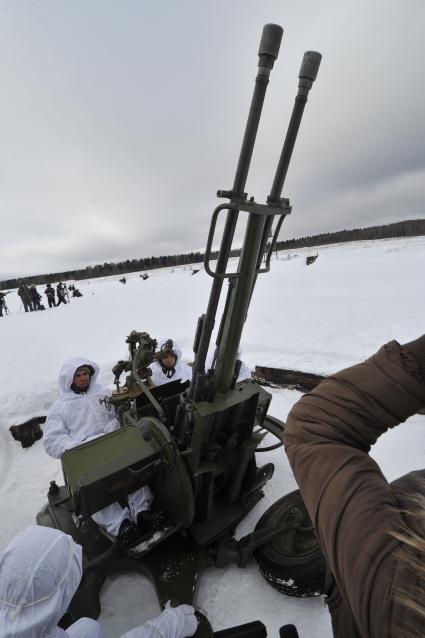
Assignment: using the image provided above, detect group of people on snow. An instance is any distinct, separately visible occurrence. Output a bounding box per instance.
[44,282,69,307]
[2,331,425,637]
[22,281,68,310]
[0,282,83,317]
[17,282,45,312]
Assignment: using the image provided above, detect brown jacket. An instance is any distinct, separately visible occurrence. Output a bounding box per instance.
[284,340,425,637]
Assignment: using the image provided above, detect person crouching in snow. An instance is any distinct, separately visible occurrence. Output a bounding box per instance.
[0,525,198,638]
[43,357,163,546]
[149,339,192,388]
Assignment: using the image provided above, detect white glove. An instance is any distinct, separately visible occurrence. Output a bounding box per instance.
[147,602,198,638]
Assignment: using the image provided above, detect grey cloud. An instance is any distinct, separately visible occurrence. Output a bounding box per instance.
[1,0,424,279]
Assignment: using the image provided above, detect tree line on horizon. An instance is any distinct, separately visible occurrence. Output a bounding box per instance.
[1,218,424,291]
[274,218,425,251]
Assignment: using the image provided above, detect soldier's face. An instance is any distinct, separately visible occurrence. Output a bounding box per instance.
[161,353,177,369]
[73,369,91,390]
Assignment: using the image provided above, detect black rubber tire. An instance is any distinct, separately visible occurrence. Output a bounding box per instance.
[253,489,326,597]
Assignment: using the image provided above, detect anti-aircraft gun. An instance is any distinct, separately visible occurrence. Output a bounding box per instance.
[37,24,323,634]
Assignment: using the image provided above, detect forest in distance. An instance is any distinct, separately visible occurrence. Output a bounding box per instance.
[1,218,424,291]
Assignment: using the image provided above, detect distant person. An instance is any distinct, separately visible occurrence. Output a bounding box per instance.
[44,357,163,545]
[30,284,43,310]
[284,335,425,637]
[44,283,56,308]
[149,339,192,388]
[0,292,6,317]
[17,282,33,312]
[56,282,67,306]
[0,525,198,638]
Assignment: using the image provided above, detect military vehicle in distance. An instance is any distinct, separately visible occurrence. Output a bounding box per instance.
[37,23,323,635]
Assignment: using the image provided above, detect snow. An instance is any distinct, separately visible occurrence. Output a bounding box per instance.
[0,235,424,637]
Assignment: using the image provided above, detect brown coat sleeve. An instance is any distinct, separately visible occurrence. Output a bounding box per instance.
[283,340,425,637]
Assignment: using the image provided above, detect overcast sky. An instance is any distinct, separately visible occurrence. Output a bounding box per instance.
[1,0,424,279]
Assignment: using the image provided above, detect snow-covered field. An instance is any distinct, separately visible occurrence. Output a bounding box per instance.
[0,235,424,637]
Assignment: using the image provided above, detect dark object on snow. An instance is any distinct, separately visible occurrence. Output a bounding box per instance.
[214,621,267,638]
[72,289,83,297]
[306,254,318,265]
[140,273,149,280]
[255,368,425,419]
[279,626,300,638]
[10,416,46,448]
[255,366,326,392]
[191,269,200,276]
[119,277,127,284]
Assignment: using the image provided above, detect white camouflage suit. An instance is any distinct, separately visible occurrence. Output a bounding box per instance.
[149,340,192,387]
[0,526,197,638]
[43,357,152,535]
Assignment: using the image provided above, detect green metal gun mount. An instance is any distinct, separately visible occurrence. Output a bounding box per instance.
[37,23,324,637]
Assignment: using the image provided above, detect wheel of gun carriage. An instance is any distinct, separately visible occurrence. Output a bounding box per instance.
[253,489,326,597]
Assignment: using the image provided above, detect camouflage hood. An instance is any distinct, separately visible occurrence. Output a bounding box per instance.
[57,357,100,396]
[0,526,81,637]
[156,338,183,363]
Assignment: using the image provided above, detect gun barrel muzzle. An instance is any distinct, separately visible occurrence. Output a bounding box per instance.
[299,51,322,82]
[258,23,283,67]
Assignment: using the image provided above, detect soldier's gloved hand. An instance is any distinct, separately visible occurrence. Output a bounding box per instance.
[148,602,198,638]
